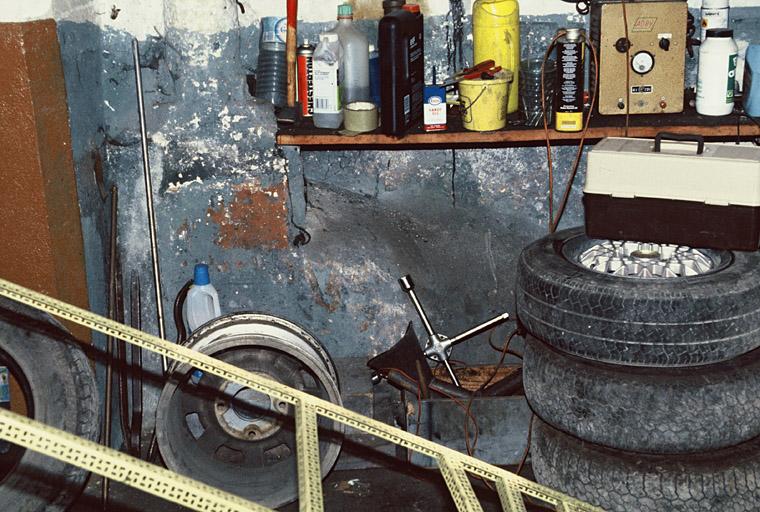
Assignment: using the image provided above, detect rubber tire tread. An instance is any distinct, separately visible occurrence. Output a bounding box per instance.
[531,417,760,512]
[0,298,99,512]
[524,335,760,454]
[516,227,760,366]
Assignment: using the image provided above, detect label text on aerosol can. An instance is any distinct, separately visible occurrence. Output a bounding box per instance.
[297,42,315,117]
[554,29,586,133]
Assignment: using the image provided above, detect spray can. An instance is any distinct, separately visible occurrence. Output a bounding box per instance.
[296,39,315,117]
[472,0,520,114]
[554,28,585,133]
[701,0,730,41]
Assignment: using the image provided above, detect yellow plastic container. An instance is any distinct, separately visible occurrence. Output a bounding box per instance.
[473,0,520,115]
[459,70,513,132]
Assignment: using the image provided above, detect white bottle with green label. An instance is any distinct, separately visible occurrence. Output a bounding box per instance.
[313,32,344,129]
[697,28,738,117]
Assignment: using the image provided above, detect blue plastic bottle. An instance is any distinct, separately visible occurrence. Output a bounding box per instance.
[744,45,760,117]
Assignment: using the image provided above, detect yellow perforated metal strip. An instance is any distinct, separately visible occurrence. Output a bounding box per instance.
[0,277,604,512]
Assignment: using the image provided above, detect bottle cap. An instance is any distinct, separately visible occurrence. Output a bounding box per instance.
[402,4,420,13]
[702,0,729,8]
[320,32,339,43]
[193,263,210,286]
[383,0,406,12]
[338,3,353,17]
[706,28,733,38]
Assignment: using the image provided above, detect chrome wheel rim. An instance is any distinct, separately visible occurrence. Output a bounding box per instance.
[577,240,716,278]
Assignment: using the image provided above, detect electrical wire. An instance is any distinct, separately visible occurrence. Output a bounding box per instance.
[516,412,534,476]
[488,329,523,358]
[541,32,600,233]
[463,330,518,457]
[383,366,481,460]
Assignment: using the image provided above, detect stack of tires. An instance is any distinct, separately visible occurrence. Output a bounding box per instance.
[516,228,760,511]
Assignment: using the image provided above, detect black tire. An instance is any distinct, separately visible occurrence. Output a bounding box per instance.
[524,335,760,454]
[516,227,760,366]
[0,298,99,511]
[531,417,760,512]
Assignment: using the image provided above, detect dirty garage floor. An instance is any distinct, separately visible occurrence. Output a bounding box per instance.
[71,462,544,511]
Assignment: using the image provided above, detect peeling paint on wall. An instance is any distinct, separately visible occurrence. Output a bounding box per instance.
[207,181,289,250]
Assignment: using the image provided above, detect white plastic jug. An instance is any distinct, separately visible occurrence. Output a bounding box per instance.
[313,32,344,129]
[184,263,221,333]
[334,3,370,104]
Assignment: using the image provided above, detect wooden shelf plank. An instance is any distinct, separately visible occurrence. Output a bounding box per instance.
[277,107,760,148]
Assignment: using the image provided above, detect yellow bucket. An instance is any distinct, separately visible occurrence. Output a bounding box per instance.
[459,70,513,132]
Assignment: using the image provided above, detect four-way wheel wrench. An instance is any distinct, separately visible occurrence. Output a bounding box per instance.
[398,275,510,386]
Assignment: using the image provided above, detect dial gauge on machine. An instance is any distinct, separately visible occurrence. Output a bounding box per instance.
[631,51,655,75]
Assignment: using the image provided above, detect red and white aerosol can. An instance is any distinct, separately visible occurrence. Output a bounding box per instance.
[297,39,315,117]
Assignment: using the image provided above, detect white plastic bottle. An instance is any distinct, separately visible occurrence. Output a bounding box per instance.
[313,32,344,129]
[697,28,738,116]
[701,0,730,41]
[334,3,370,104]
[184,263,221,333]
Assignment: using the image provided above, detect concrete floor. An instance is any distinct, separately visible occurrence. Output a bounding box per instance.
[71,463,542,511]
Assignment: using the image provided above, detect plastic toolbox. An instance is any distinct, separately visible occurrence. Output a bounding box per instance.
[583,133,760,250]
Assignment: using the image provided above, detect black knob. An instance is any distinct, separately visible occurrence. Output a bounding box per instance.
[659,38,671,51]
[615,37,631,53]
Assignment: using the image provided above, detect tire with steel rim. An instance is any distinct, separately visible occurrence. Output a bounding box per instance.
[0,297,99,511]
[531,417,760,512]
[524,335,760,454]
[516,227,760,366]
[156,313,343,509]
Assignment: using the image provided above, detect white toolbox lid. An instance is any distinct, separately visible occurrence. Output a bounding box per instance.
[584,137,760,207]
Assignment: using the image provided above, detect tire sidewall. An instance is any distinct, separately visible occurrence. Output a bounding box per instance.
[0,311,97,511]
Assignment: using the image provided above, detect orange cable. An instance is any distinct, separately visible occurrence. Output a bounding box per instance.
[543,33,600,233]
[622,0,631,136]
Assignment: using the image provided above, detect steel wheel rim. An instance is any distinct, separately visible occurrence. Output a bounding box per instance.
[562,234,732,279]
[156,314,342,509]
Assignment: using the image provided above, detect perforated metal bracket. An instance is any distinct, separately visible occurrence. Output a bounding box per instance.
[0,277,603,512]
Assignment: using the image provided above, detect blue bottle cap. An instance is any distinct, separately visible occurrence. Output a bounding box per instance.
[193,263,210,286]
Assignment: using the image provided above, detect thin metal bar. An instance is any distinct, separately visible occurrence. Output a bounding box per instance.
[102,185,118,509]
[407,288,436,337]
[295,401,323,512]
[438,455,485,512]
[132,38,168,373]
[446,313,510,347]
[495,476,528,512]
[442,357,461,387]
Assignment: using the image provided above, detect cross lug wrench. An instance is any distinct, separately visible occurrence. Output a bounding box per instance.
[398,275,510,387]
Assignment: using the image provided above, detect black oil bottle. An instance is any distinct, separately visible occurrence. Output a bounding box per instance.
[379,4,424,136]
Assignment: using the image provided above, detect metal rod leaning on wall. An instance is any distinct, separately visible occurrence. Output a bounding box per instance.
[132,38,168,373]
[102,185,118,509]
